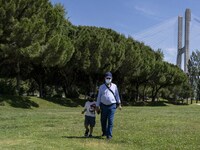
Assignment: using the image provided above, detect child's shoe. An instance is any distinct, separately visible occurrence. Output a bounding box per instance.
[84,129,89,137]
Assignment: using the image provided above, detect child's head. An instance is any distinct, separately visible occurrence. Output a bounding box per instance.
[88,93,96,102]
[89,98,94,102]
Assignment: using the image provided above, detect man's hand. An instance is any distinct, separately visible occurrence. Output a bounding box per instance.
[118,104,122,110]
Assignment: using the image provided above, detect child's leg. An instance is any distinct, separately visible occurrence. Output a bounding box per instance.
[89,117,95,136]
[84,124,89,136]
[89,126,93,135]
[84,116,89,136]
[85,124,89,131]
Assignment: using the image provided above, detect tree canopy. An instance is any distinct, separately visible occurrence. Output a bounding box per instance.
[0,0,192,103]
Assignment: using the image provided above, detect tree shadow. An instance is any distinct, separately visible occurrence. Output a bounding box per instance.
[146,101,168,106]
[62,135,103,139]
[122,101,168,107]
[0,95,39,108]
[43,97,87,107]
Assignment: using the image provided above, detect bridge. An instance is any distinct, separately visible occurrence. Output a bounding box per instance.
[133,9,200,73]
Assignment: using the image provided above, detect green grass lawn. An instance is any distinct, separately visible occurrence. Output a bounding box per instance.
[0,96,200,150]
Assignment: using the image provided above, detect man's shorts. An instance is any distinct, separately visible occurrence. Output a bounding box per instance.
[84,115,96,127]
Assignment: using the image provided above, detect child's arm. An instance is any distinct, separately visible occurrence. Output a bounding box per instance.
[81,108,87,114]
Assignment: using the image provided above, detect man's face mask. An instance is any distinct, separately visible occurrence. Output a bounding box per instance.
[105,77,112,84]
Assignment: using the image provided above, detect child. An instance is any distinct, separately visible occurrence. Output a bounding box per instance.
[81,95,97,137]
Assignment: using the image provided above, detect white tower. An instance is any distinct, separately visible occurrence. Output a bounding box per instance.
[176,8,191,73]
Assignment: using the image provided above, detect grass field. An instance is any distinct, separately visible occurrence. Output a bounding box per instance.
[0,96,200,150]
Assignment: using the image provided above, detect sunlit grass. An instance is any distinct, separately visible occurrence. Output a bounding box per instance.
[0,96,200,149]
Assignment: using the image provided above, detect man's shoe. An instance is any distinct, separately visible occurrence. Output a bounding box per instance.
[89,134,92,137]
[101,133,106,136]
[107,136,112,140]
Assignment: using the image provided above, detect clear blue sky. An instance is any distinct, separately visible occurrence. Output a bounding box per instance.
[50,0,200,66]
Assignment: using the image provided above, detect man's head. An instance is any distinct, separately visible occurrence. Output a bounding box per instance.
[105,72,112,84]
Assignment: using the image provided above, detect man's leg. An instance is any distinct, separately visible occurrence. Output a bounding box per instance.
[100,104,108,136]
[107,104,116,139]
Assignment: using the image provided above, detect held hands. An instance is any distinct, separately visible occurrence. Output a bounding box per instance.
[95,105,121,113]
[96,106,101,114]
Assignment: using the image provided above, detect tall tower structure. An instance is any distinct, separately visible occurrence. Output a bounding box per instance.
[176,8,191,73]
[176,16,183,68]
[184,9,191,73]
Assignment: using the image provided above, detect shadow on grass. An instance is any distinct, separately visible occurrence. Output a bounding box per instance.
[0,95,88,108]
[0,95,39,109]
[123,101,168,107]
[62,136,103,139]
[146,101,168,106]
[43,97,87,107]
[123,100,190,107]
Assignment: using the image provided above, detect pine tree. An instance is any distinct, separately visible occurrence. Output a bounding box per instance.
[0,0,74,96]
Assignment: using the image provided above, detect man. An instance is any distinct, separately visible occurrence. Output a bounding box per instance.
[96,72,122,140]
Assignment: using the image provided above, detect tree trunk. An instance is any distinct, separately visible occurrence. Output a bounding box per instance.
[151,87,155,102]
[38,77,45,98]
[16,61,21,96]
[39,82,43,98]
[135,83,139,101]
[62,84,67,98]
[151,86,163,102]
[142,84,147,101]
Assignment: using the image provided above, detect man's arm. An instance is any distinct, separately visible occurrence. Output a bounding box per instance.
[115,85,121,104]
[115,85,122,110]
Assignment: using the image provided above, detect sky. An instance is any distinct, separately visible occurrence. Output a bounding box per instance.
[50,0,200,67]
